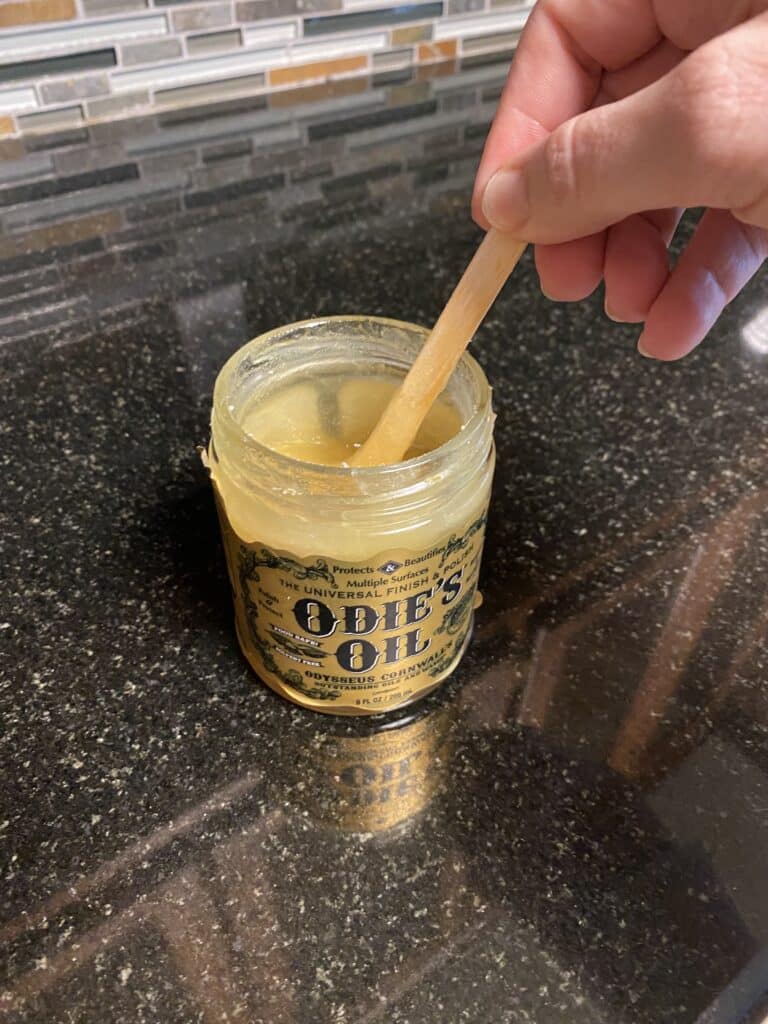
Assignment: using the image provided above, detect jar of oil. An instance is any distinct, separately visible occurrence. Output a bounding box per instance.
[207,316,495,715]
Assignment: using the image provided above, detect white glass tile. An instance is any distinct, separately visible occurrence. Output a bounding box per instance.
[240,20,297,46]
[0,14,168,59]
[0,85,37,112]
[434,6,531,39]
[290,32,387,60]
[112,47,285,91]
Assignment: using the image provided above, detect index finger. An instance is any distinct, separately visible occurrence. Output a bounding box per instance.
[472,0,661,224]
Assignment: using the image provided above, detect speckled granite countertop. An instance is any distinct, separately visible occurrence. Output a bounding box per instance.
[3,55,768,1024]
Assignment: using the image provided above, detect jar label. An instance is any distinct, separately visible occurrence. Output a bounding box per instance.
[215,496,487,714]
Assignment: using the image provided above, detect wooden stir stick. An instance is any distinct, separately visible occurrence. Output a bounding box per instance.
[350,230,527,468]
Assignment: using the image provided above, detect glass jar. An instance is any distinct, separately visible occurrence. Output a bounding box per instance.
[208,315,495,716]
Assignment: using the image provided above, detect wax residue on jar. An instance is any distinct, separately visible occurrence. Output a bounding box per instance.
[240,372,462,466]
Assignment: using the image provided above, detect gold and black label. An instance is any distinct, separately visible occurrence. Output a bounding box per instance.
[216,500,486,714]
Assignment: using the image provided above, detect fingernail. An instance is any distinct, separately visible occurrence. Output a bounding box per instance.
[605,301,627,324]
[637,335,655,359]
[482,167,529,232]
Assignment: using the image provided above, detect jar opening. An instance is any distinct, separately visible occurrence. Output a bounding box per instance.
[211,315,492,490]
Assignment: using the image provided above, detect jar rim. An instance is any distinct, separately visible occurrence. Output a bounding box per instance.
[212,314,491,481]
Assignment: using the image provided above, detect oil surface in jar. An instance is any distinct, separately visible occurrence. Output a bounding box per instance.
[240,372,462,465]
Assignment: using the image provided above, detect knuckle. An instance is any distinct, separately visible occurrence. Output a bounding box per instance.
[674,54,734,165]
[542,118,584,206]
[673,43,765,194]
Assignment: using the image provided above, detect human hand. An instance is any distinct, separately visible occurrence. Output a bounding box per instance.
[472,1,768,360]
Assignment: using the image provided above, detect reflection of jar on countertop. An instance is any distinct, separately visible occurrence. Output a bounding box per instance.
[285,678,460,835]
[207,317,495,716]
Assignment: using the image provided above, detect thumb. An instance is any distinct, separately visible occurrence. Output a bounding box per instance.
[481,40,768,242]
[472,107,550,229]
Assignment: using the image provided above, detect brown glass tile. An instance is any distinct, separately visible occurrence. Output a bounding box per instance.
[387,80,430,106]
[0,0,75,27]
[0,116,14,137]
[416,58,457,80]
[0,138,25,159]
[391,23,432,44]
[417,39,456,61]
[269,73,367,107]
[268,54,367,87]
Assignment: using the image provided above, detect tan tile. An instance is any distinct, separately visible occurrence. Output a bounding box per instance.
[0,137,25,159]
[0,116,15,137]
[387,80,430,107]
[416,58,457,81]
[269,54,367,87]
[392,23,432,44]
[0,210,122,259]
[417,40,457,62]
[0,0,75,26]
[269,73,367,107]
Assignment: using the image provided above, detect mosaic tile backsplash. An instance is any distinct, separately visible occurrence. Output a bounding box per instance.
[0,56,510,345]
[0,0,531,134]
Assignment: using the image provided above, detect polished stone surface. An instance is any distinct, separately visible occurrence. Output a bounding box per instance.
[3,57,768,1024]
